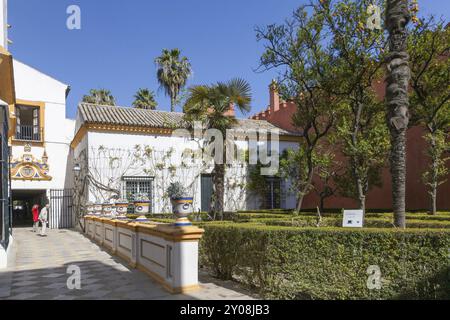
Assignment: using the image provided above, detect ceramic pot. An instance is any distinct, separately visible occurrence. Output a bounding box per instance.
[102,203,113,217]
[93,203,103,216]
[86,204,94,216]
[171,197,193,226]
[134,201,150,222]
[115,201,129,219]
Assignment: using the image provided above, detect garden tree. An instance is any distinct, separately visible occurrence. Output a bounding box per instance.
[312,151,341,213]
[183,78,252,220]
[82,89,116,106]
[155,49,192,112]
[132,88,158,110]
[256,4,338,212]
[408,18,450,214]
[385,0,412,228]
[316,0,389,212]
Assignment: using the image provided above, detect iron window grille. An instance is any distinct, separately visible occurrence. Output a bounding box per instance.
[121,176,154,214]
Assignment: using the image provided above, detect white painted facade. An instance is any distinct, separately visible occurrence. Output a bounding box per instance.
[72,124,298,213]
[11,60,75,194]
[0,0,7,49]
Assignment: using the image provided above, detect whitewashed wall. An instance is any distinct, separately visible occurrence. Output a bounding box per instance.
[0,0,7,50]
[73,129,299,212]
[11,60,75,193]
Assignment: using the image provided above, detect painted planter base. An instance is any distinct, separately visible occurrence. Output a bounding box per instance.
[82,216,204,294]
[175,217,192,226]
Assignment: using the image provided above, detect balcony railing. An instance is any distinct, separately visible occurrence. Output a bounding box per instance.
[15,125,43,142]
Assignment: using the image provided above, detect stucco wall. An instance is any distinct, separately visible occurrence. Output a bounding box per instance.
[11,60,74,192]
[252,85,450,210]
[72,128,298,212]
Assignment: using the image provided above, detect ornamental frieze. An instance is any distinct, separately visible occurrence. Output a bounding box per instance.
[10,147,52,181]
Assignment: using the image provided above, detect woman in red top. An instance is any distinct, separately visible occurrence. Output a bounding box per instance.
[32,204,40,233]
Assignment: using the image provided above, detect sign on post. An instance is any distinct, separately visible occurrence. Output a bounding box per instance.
[342,209,364,228]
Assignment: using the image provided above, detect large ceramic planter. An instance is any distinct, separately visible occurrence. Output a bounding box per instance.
[93,203,103,216]
[134,201,150,222]
[115,201,129,220]
[85,203,94,217]
[102,202,113,218]
[171,197,193,226]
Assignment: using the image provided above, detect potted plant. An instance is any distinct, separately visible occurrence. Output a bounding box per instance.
[115,198,129,220]
[133,193,150,222]
[167,182,193,226]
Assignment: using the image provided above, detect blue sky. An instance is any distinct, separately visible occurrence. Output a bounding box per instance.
[8,0,450,119]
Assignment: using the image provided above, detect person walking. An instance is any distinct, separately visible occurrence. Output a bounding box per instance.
[32,204,40,232]
[39,204,49,236]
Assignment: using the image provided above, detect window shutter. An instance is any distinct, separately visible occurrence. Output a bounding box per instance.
[16,107,21,134]
[33,108,39,135]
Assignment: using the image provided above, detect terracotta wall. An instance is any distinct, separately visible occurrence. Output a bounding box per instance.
[251,85,450,210]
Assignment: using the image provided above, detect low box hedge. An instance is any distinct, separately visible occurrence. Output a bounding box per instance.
[199,224,450,300]
[257,217,450,229]
[236,211,450,224]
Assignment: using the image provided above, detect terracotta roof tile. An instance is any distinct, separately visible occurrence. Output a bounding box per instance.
[78,103,299,136]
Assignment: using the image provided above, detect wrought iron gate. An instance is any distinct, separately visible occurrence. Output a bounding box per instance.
[0,104,12,248]
[49,189,74,229]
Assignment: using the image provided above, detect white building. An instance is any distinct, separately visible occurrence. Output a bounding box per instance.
[0,0,75,237]
[71,103,300,213]
[9,60,75,227]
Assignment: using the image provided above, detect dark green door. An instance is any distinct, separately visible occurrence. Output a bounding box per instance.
[201,175,213,212]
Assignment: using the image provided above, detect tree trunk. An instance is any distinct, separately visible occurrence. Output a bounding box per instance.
[320,196,325,214]
[211,163,225,220]
[356,177,366,214]
[170,94,176,112]
[296,164,314,213]
[385,0,411,228]
[430,132,438,215]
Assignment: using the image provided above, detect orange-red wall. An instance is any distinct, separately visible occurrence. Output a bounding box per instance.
[251,85,450,210]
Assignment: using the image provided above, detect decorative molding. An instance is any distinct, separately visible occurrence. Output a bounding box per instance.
[10,148,52,181]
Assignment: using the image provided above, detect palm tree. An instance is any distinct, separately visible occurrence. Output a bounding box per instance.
[385,0,411,228]
[183,78,252,219]
[155,49,192,112]
[82,89,116,106]
[132,88,158,110]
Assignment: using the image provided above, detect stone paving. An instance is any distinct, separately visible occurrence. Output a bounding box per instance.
[0,228,257,300]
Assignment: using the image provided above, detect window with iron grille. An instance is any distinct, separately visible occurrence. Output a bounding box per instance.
[15,105,42,142]
[121,176,154,213]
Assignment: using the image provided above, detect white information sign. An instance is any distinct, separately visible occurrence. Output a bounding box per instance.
[342,210,364,228]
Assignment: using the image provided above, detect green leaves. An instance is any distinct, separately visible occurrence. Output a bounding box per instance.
[183,78,252,133]
[82,89,116,106]
[200,223,450,299]
[132,88,157,110]
[155,48,192,112]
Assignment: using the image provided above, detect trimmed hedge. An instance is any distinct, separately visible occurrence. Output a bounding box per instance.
[199,224,450,300]
[256,217,450,229]
[235,211,450,224]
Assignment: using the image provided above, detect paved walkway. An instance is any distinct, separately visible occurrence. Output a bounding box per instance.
[0,228,256,300]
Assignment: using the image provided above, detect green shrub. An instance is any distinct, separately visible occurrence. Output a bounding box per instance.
[199,224,450,300]
[258,217,450,229]
[236,213,299,221]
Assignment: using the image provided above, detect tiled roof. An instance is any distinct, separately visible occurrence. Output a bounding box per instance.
[78,103,298,136]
